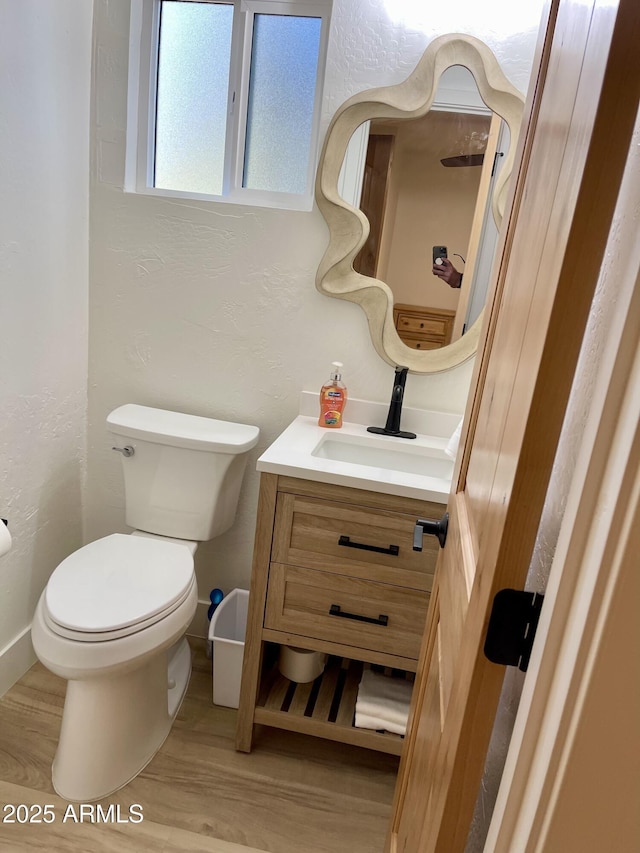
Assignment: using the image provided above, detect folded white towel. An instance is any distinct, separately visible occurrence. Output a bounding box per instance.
[445,417,464,459]
[354,669,413,736]
[355,711,408,736]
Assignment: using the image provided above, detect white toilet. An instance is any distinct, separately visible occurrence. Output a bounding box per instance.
[31,403,259,802]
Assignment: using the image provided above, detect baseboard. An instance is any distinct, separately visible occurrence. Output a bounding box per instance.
[187,599,210,640]
[0,602,215,693]
[0,605,211,694]
[0,625,36,698]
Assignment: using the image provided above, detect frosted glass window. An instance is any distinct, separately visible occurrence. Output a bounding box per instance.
[154,1,233,195]
[128,0,330,207]
[243,14,322,193]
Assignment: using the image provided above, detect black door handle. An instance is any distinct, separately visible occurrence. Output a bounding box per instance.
[413,513,449,550]
[329,604,389,626]
[338,535,399,556]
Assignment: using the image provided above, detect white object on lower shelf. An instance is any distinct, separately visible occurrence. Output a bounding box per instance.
[354,668,413,736]
[278,645,327,683]
[208,588,249,709]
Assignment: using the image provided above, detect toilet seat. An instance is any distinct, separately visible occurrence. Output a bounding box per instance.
[45,534,195,642]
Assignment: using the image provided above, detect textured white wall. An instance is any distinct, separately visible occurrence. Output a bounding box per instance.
[87,1,543,605]
[0,2,92,694]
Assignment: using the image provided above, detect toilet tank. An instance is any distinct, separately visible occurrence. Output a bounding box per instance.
[107,405,260,541]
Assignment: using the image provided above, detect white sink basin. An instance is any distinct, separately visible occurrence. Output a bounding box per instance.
[311,432,454,480]
[256,407,458,503]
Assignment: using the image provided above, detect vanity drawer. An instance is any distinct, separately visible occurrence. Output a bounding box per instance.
[398,334,441,351]
[265,563,429,660]
[396,314,449,336]
[272,493,439,591]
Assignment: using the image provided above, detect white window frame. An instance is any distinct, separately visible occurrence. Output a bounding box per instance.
[126,0,331,211]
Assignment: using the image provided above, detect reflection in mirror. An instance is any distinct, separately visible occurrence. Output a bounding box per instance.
[317,34,525,373]
[338,68,509,351]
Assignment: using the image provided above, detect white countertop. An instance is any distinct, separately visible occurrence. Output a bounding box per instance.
[256,393,461,503]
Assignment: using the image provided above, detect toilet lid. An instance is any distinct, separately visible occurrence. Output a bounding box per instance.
[45,534,194,634]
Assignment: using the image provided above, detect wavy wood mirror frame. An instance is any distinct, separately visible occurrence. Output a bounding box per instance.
[315,34,525,373]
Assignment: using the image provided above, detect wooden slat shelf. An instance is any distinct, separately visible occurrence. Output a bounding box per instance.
[254,656,413,756]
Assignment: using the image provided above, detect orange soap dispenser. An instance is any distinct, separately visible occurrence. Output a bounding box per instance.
[318,362,347,428]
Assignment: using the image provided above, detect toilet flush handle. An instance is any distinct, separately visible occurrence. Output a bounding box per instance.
[112,445,135,457]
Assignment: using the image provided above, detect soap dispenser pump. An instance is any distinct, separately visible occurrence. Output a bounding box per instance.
[318,361,347,428]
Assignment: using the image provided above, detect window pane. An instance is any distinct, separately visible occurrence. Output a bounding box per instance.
[243,15,322,194]
[154,1,233,195]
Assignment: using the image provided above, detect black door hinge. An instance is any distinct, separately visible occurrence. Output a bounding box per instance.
[484,589,544,672]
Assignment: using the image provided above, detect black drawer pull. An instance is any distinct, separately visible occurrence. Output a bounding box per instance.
[329,604,389,626]
[338,535,399,556]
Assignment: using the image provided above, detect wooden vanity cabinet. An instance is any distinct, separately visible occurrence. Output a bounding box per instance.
[236,472,444,756]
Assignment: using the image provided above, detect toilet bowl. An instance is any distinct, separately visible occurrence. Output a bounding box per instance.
[31,533,198,802]
[31,404,259,801]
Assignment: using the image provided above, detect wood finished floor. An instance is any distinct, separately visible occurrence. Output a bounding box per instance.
[0,639,399,853]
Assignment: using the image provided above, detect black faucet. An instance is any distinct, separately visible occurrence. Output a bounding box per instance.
[367,366,417,439]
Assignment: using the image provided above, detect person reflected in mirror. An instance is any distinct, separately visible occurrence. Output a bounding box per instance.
[432,258,462,289]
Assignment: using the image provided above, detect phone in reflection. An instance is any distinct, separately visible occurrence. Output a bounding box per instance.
[433,245,448,265]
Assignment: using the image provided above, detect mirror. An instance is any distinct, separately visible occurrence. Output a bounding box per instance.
[315,34,525,373]
[342,88,501,344]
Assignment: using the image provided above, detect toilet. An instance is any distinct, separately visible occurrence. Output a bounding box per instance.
[31,403,259,802]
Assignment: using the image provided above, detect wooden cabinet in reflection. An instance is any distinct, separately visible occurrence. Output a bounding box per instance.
[393,303,455,350]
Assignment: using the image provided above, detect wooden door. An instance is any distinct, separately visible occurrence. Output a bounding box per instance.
[388,1,640,851]
[450,112,501,342]
[353,134,394,277]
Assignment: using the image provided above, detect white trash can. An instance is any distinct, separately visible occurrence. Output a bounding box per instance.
[208,588,249,708]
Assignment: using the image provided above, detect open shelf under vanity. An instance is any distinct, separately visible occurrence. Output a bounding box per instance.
[255,654,414,756]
